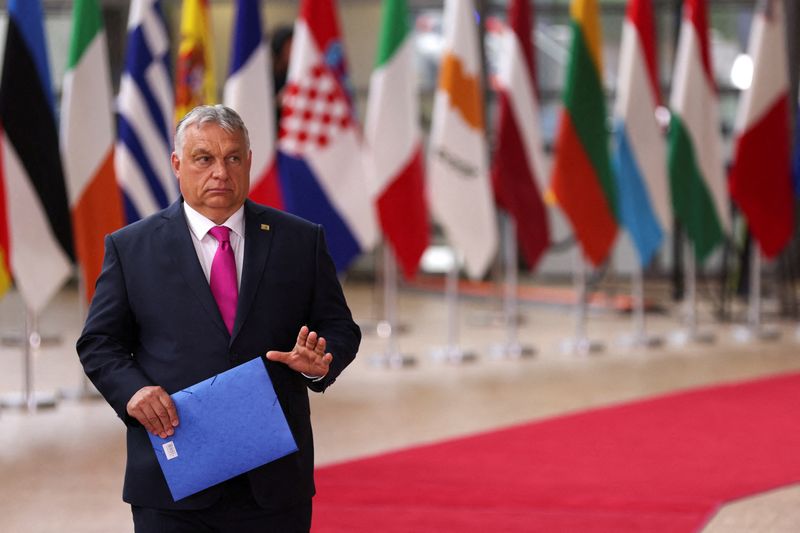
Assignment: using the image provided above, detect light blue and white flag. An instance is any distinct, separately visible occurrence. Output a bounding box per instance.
[612,0,670,267]
[114,0,177,223]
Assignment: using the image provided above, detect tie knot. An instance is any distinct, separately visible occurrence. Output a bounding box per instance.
[209,225,231,244]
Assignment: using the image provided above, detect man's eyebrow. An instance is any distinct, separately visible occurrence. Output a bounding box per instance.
[190,147,211,156]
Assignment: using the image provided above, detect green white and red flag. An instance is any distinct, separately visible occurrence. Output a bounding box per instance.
[364,0,430,279]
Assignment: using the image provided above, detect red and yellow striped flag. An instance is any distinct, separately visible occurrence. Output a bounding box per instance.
[175,0,216,122]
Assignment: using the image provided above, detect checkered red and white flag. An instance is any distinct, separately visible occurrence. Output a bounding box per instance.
[277,0,377,272]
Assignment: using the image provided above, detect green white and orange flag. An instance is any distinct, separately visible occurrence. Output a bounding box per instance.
[550,0,618,267]
[175,0,216,122]
[61,0,125,304]
[427,0,498,279]
[668,0,730,262]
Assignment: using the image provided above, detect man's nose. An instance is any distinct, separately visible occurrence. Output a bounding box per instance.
[210,159,228,179]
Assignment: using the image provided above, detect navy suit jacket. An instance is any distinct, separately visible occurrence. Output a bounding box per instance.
[77,199,360,511]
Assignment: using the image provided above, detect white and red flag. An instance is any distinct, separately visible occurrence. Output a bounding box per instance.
[728,0,794,258]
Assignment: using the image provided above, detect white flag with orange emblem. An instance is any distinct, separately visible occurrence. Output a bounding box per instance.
[427,0,498,279]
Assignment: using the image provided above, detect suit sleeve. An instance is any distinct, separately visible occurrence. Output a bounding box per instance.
[76,234,154,425]
[306,226,361,393]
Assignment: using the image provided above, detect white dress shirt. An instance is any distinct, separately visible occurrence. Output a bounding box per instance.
[183,202,245,288]
[183,201,323,380]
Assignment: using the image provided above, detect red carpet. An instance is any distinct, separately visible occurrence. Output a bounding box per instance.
[313,373,800,532]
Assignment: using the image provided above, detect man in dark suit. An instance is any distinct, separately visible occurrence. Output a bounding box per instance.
[77,104,360,532]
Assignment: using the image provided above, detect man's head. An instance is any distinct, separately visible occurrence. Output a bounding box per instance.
[172,105,252,224]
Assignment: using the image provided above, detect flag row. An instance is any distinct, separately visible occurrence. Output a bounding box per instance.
[0,0,795,314]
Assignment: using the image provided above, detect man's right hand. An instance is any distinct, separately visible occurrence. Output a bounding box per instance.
[126,386,179,438]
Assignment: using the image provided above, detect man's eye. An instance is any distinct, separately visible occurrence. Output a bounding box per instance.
[228,156,241,164]
[195,156,210,163]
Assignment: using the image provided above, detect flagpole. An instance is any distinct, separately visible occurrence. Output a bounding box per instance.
[59,276,103,400]
[1,308,57,412]
[671,241,714,345]
[431,255,476,364]
[733,243,780,342]
[370,244,415,368]
[490,213,534,358]
[618,261,663,349]
[561,249,602,355]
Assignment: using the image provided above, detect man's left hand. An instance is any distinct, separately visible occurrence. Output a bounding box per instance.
[266,325,332,378]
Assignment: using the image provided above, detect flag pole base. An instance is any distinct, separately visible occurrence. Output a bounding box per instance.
[668,328,716,346]
[1,332,61,347]
[58,378,104,402]
[430,346,478,364]
[732,324,781,343]
[616,332,664,349]
[488,342,535,359]
[368,352,417,369]
[559,337,603,356]
[1,391,58,412]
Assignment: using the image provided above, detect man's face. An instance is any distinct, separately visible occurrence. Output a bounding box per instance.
[172,122,251,224]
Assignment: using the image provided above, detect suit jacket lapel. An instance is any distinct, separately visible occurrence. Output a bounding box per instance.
[161,200,230,337]
[232,200,275,341]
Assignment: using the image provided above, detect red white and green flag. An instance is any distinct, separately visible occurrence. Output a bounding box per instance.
[490,0,550,270]
[728,0,794,258]
[550,0,618,267]
[61,0,126,304]
[364,0,430,279]
[668,0,730,262]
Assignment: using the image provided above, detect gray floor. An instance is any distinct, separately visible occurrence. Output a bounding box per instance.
[1,281,799,532]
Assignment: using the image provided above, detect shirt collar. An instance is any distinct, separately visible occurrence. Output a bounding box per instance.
[183,201,245,241]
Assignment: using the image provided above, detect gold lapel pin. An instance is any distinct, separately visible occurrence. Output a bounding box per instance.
[260,224,270,231]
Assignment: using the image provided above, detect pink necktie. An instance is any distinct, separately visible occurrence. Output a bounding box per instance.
[208,226,238,334]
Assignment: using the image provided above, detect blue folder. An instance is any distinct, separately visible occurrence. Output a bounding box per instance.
[147,357,298,501]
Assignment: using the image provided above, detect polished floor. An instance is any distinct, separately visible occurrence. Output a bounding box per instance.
[1,279,799,532]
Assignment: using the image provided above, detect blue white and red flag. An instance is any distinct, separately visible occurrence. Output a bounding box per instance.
[224,0,282,208]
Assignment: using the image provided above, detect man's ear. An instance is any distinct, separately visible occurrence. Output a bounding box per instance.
[171,152,180,177]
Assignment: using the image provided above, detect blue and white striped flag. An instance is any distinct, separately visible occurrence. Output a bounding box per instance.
[114,0,178,223]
